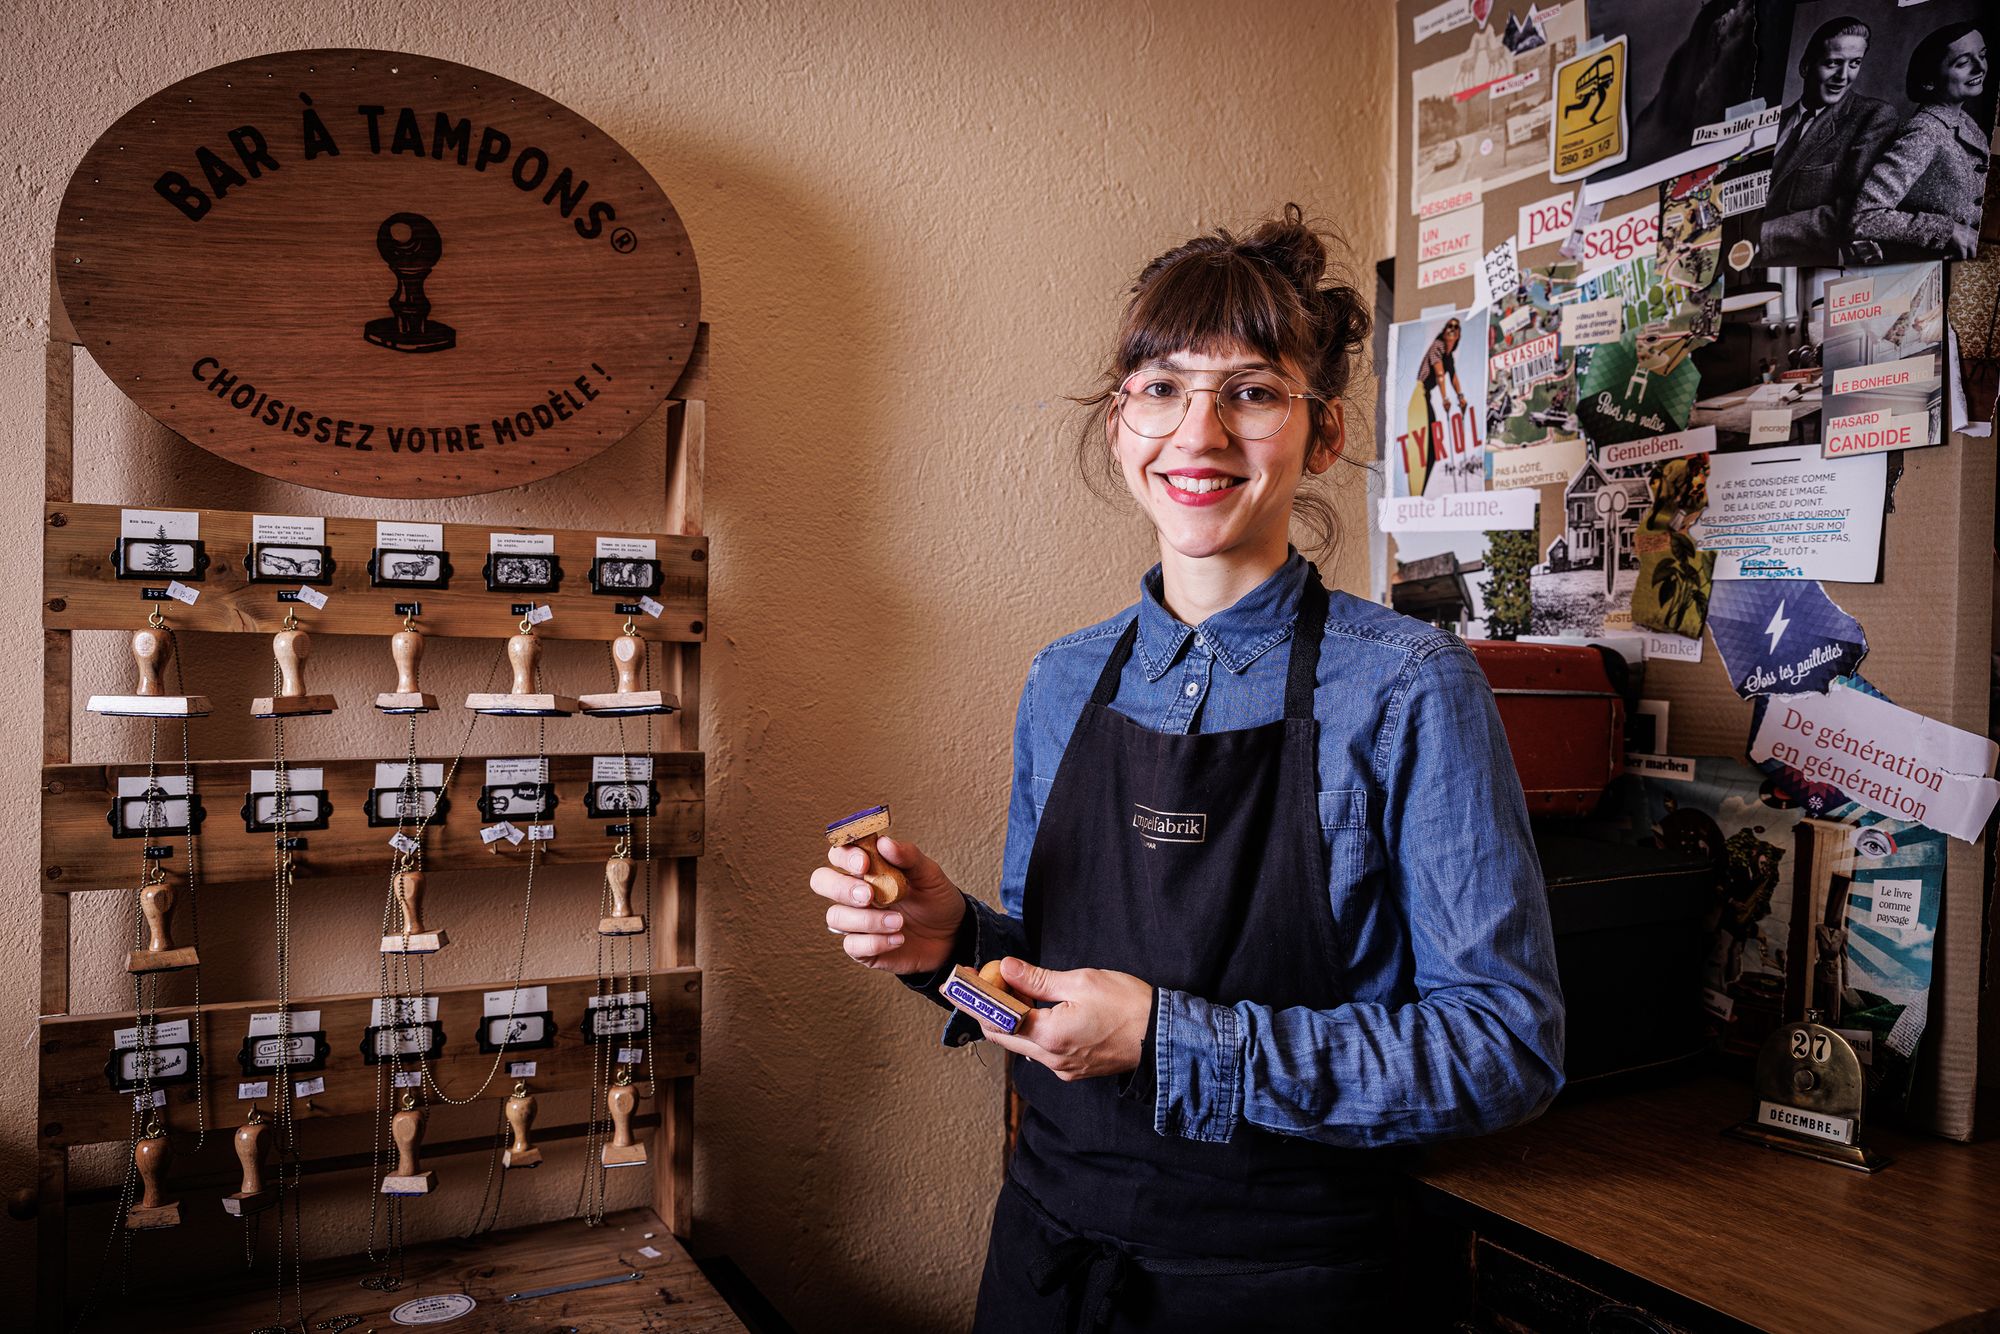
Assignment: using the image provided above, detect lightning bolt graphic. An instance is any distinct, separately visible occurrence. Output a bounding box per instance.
[1764,599,1790,655]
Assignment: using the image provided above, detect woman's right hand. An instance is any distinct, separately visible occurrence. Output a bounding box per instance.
[810,835,966,975]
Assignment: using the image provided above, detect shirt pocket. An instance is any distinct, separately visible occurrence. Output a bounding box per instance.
[1317,788,1369,960]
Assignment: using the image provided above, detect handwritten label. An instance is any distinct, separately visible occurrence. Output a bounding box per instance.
[393,1071,423,1089]
[389,832,420,855]
[638,595,665,619]
[618,1047,644,1064]
[508,1061,538,1078]
[294,1077,325,1098]
[238,1081,269,1100]
[293,585,328,610]
[524,603,554,625]
[164,580,199,604]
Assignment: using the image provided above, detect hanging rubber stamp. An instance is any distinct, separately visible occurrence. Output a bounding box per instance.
[375,611,440,714]
[87,611,211,718]
[579,622,680,717]
[598,844,645,937]
[600,1067,647,1168]
[126,864,198,975]
[251,610,338,718]
[126,1119,182,1229]
[825,805,908,905]
[221,1106,276,1216]
[467,616,577,716]
[502,1082,542,1169]
[381,1093,437,1196]
[381,862,448,954]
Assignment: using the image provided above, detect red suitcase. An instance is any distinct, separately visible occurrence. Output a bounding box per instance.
[1465,641,1627,817]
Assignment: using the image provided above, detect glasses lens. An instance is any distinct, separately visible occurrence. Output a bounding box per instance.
[1216,371,1295,440]
[1117,371,1189,437]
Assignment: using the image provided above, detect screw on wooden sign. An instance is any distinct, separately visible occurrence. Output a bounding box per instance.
[56,49,701,499]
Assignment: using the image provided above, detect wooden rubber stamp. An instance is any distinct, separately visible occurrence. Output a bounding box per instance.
[381,1094,437,1195]
[251,612,338,717]
[579,625,680,717]
[467,619,578,716]
[375,615,440,714]
[126,1121,182,1229]
[87,615,212,718]
[600,1067,648,1168]
[381,864,448,954]
[598,849,646,936]
[125,869,199,974]
[221,1107,276,1216]
[502,1082,542,1169]
[825,805,908,905]
[940,960,1030,1035]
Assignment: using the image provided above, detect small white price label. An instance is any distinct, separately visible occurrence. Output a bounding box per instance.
[638,1245,662,1259]
[638,595,665,619]
[618,1047,644,1064]
[134,1089,167,1109]
[393,1071,423,1089]
[294,586,329,610]
[504,824,526,845]
[524,604,554,625]
[508,1061,538,1078]
[480,823,514,845]
[238,1081,269,1100]
[165,581,199,605]
[527,824,556,841]
[389,832,420,855]
[294,1077,325,1098]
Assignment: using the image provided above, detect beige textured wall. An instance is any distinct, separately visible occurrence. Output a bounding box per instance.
[0,2,1393,1328]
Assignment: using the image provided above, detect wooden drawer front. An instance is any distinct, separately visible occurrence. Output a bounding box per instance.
[1473,1238,1690,1334]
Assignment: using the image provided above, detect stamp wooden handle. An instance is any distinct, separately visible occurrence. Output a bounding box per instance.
[391,1105,425,1179]
[273,628,310,697]
[391,629,424,695]
[607,1079,637,1148]
[606,856,634,919]
[134,1134,170,1211]
[861,843,908,907]
[139,881,177,954]
[611,634,644,694]
[131,628,170,697]
[234,1118,267,1196]
[505,1088,536,1156]
[506,632,540,695]
[393,869,426,936]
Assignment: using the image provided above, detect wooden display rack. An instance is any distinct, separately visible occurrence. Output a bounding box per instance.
[31,271,727,1330]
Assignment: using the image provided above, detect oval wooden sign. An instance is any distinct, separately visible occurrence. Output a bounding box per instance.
[56,49,700,499]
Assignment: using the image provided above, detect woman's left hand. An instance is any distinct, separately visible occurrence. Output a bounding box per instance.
[977,958,1152,1080]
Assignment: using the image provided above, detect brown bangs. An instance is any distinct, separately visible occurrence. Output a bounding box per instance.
[1113,251,1309,379]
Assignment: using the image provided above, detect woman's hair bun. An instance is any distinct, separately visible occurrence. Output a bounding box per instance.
[1241,202,1329,295]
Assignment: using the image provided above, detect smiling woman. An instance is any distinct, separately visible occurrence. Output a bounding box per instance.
[807,205,1565,1332]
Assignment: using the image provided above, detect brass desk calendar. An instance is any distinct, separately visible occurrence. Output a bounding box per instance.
[1726,1011,1889,1172]
[86,612,211,718]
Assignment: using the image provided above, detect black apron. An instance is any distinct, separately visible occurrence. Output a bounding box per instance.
[975,573,1397,1333]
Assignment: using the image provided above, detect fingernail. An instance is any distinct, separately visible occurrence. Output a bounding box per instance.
[888,934,904,947]
[852,888,870,905]
[884,914,903,930]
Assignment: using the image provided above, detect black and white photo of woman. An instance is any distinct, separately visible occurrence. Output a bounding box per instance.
[1852,21,1992,261]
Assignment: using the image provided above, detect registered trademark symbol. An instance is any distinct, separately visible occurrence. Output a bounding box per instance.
[610,228,637,253]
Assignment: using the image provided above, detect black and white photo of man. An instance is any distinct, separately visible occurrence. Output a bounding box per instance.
[1761,16,1900,265]
[1759,0,1998,266]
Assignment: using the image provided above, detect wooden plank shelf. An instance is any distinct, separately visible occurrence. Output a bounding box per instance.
[41,751,703,893]
[39,970,701,1148]
[44,502,709,642]
[81,1207,745,1333]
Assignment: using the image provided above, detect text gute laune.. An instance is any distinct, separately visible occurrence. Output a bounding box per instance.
[188,356,614,457]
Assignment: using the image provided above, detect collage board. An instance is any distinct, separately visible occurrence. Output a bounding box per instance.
[1385,0,2000,1109]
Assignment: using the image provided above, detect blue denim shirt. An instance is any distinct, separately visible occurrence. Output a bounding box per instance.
[925,552,1564,1149]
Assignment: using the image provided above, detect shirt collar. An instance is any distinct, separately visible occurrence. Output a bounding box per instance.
[1134,551,1310,679]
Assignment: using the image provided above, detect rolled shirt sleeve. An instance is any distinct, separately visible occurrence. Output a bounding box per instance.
[1154,642,1566,1148]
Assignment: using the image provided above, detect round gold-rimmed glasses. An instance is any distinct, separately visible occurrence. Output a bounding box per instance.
[1115,367,1324,440]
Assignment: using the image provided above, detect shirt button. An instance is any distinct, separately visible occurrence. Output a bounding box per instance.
[1183,681,1199,698]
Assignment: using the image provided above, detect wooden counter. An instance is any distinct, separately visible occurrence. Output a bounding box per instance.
[1409,1075,2000,1333]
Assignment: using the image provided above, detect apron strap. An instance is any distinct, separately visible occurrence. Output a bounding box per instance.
[1086,617,1141,709]
[1283,570,1330,722]
[1027,1234,1130,1332]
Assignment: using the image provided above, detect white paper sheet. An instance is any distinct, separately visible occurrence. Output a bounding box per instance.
[1690,447,1886,583]
[1378,487,1538,533]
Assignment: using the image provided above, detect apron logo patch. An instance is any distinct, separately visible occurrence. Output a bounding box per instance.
[1132,804,1206,845]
